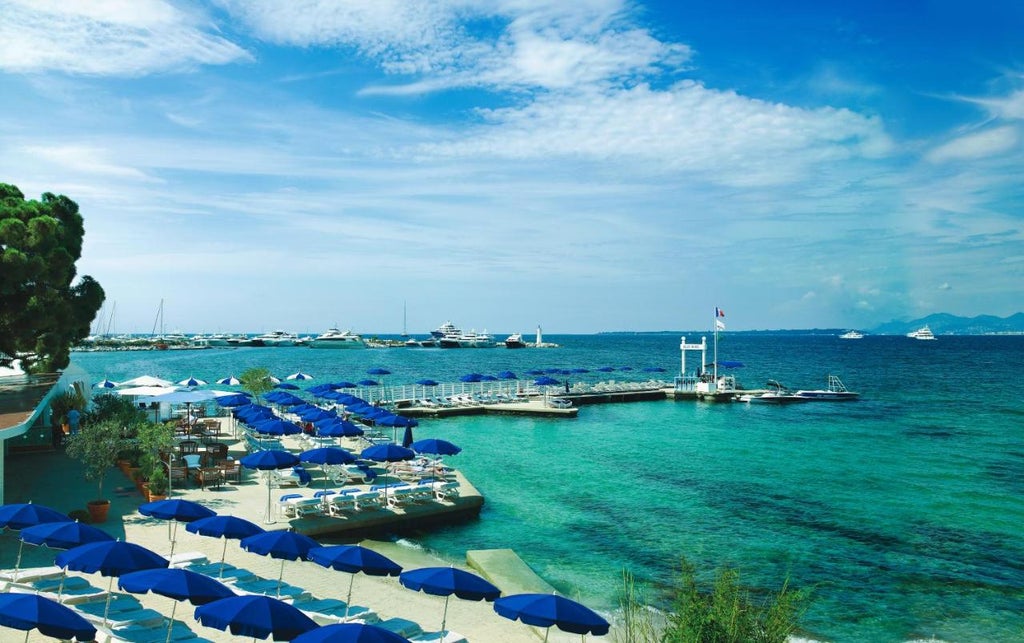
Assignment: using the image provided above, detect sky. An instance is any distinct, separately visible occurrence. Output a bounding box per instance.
[1,0,1021,334]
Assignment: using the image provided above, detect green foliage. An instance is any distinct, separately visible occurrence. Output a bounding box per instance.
[49,388,87,425]
[240,366,274,399]
[662,558,809,643]
[67,509,91,524]
[147,468,168,496]
[87,393,147,431]
[65,418,127,502]
[0,183,105,372]
[614,559,809,643]
[136,420,174,482]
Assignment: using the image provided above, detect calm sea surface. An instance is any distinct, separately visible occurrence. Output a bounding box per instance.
[72,334,1024,642]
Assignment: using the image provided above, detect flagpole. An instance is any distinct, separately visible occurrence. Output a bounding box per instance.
[713,308,719,385]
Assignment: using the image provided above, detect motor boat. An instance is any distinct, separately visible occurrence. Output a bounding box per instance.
[907,325,937,340]
[430,321,460,339]
[504,333,527,349]
[254,330,304,347]
[839,330,864,340]
[438,330,496,348]
[309,328,365,349]
[740,380,810,404]
[794,375,860,401]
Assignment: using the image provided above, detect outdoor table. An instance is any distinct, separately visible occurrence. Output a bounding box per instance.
[195,467,223,490]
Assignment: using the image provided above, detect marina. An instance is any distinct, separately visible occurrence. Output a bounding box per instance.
[8,333,1023,641]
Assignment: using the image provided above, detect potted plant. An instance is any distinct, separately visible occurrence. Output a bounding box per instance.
[49,388,86,437]
[65,418,126,523]
[146,468,168,502]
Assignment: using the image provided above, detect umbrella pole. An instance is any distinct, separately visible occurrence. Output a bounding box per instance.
[219,537,228,575]
[13,539,24,577]
[441,594,451,635]
[166,600,177,643]
[344,573,355,621]
[103,576,114,626]
[277,559,285,598]
[169,520,178,560]
[265,473,274,524]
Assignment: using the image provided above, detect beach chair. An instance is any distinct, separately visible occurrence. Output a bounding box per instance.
[73,594,146,619]
[278,493,304,518]
[328,493,357,516]
[232,577,310,600]
[291,497,324,518]
[349,490,383,511]
[101,618,203,642]
[184,561,256,582]
[8,575,108,604]
[292,597,377,624]
[0,564,63,583]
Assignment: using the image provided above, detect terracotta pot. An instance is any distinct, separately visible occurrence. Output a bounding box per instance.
[86,500,110,524]
[147,493,167,502]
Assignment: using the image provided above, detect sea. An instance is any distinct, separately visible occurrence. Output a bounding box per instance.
[70,333,1024,642]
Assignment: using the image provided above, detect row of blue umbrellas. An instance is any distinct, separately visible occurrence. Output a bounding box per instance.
[1,500,609,641]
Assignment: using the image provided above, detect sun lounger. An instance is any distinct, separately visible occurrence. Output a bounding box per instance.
[409,631,468,643]
[74,594,145,617]
[291,497,325,518]
[7,575,108,604]
[185,561,256,582]
[232,577,310,600]
[100,618,203,642]
[167,551,208,568]
[292,597,377,624]
[419,479,461,501]
[0,565,64,583]
[349,490,383,511]
[328,493,357,516]
[81,606,166,629]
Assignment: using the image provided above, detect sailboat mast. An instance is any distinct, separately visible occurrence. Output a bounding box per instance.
[402,301,408,337]
[713,310,719,383]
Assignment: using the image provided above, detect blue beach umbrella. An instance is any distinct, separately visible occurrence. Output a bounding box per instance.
[316,420,364,438]
[118,568,234,643]
[287,371,314,381]
[55,540,168,626]
[533,376,560,386]
[292,622,408,643]
[525,369,545,376]
[94,378,118,389]
[0,502,71,575]
[251,419,303,436]
[597,366,615,373]
[216,393,251,408]
[241,450,301,524]
[361,443,415,500]
[571,368,590,374]
[300,447,357,495]
[643,366,666,373]
[195,595,317,640]
[366,368,391,376]
[619,366,634,371]
[459,373,483,383]
[497,371,517,379]
[307,545,402,621]
[139,499,216,559]
[398,567,501,636]
[415,378,439,386]
[274,382,301,390]
[356,379,378,387]
[216,375,241,386]
[184,515,264,574]
[493,593,611,641]
[178,376,207,388]
[0,502,70,531]
[20,520,113,550]
[289,403,319,415]
[0,593,96,642]
[240,530,319,598]
[297,408,336,423]
[410,439,462,456]
[331,381,359,389]
[306,383,334,395]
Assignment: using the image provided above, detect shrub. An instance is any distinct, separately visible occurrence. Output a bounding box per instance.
[68,509,91,524]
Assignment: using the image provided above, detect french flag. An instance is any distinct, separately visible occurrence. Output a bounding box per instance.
[715,307,725,318]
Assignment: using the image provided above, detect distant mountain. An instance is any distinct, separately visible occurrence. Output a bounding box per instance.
[870,313,1024,336]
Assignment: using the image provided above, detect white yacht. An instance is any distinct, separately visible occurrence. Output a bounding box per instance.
[309,328,365,349]
[907,325,937,340]
[438,330,496,348]
[254,330,304,347]
[430,321,460,339]
[839,330,864,340]
[504,333,527,349]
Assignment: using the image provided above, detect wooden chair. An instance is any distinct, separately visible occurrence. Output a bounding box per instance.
[179,440,199,455]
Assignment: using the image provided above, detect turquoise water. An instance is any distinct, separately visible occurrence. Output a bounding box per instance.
[71,334,1024,641]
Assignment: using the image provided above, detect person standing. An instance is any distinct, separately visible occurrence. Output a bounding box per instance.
[67,408,81,435]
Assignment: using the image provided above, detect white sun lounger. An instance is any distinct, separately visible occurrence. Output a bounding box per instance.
[292,597,377,624]
[0,565,63,583]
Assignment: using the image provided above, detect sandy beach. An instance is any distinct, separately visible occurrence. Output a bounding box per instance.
[1,418,609,642]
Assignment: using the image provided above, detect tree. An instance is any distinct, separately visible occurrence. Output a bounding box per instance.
[240,366,274,399]
[0,183,105,372]
[65,418,126,504]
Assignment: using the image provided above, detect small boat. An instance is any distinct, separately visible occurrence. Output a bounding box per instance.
[907,325,937,340]
[504,333,527,349]
[795,375,860,401]
[839,330,864,340]
[741,380,810,404]
[309,328,365,349]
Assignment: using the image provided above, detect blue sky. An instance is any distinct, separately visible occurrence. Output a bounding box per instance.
[1,1,1021,334]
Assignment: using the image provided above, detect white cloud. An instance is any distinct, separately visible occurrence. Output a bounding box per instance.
[23,144,157,181]
[0,0,250,75]
[926,125,1019,163]
[421,81,892,187]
